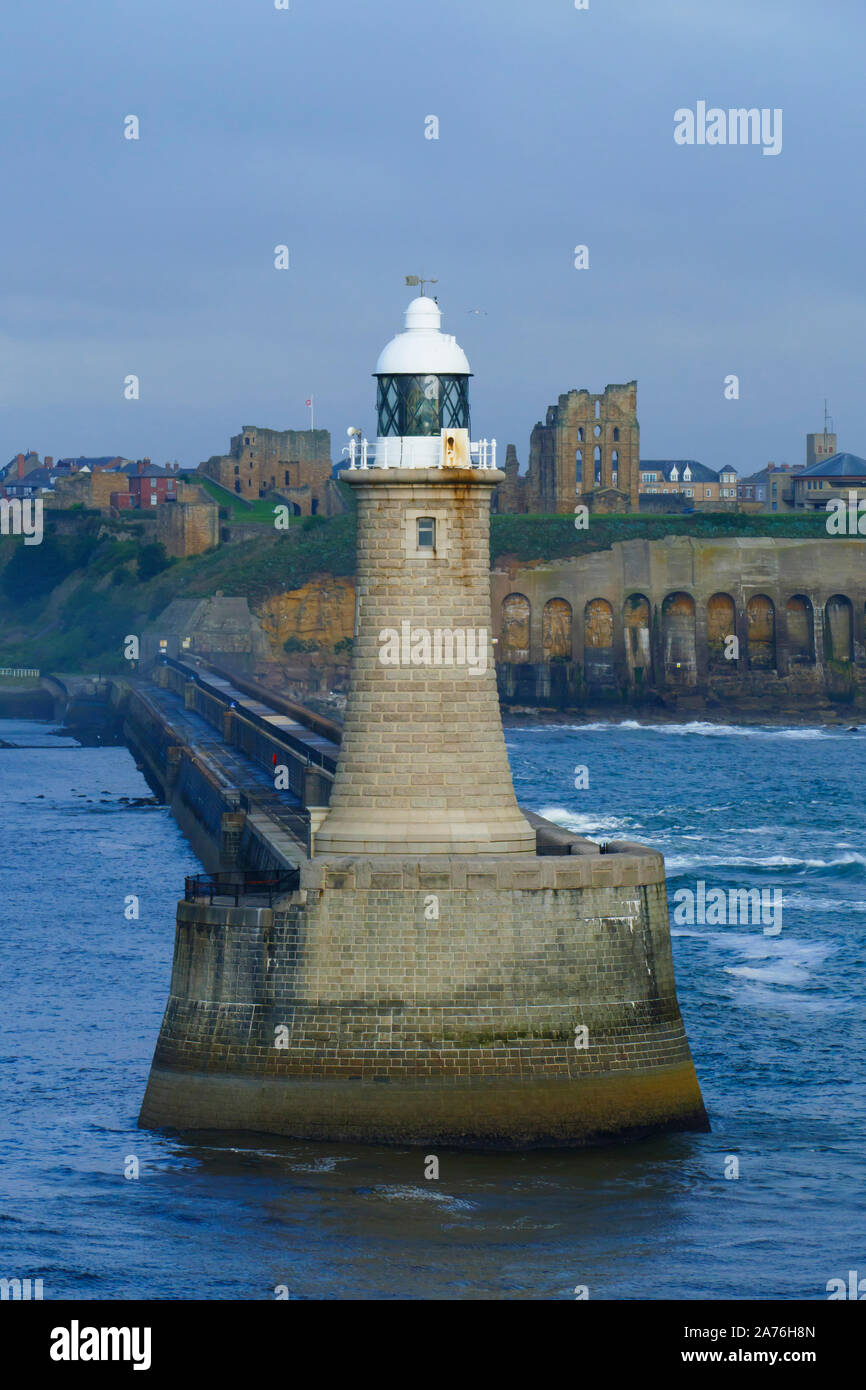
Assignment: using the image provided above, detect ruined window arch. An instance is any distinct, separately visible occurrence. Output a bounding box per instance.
[747,594,776,670]
[662,591,697,686]
[501,593,531,663]
[707,593,736,665]
[613,427,620,441]
[543,598,573,661]
[577,427,584,442]
[594,400,600,420]
[825,594,853,661]
[786,595,814,664]
[575,449,583,484]
[593,445,602,483]
[594,424,602,438]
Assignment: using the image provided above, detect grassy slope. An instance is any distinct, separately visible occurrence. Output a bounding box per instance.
[197,477,282,521]
[0,508,836,673]
[490,510,831,565]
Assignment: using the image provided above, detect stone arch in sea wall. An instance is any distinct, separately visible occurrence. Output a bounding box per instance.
[786,595,814,665]
[747,594,776,671]
[623,594,652,685]
[825,594,854,663]
[707,593,736,667]
[662,592,697,687]
[501,594,531,663]
[542,598,572,661]
[583,598,616,691]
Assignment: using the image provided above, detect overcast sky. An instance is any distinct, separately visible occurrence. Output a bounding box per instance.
[1,0,863,475]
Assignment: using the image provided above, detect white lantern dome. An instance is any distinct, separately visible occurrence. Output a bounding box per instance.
[375,296,472,376]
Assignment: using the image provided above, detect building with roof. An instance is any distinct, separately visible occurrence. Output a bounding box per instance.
[126,462,182,508]
[639,460,738,504]
[738,462,803,510]
[793,453,866,511]
[2,466,55,499]
[1,451,41,485]
[48,456,129,486]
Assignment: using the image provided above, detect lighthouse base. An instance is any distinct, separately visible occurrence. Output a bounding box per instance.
[140,1064,706,1149]
[139,848,709,1147]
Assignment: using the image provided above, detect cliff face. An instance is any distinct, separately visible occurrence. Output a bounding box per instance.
[255,577,356,653]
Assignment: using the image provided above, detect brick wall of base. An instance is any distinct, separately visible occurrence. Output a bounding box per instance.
[139,852,709,1147]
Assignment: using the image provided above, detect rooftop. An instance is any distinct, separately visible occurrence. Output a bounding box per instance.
[640,460,724,483]
[799,452,866,478]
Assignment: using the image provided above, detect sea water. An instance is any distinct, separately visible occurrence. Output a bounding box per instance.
[0,717,863,1300]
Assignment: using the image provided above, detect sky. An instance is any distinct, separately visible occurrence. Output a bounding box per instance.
[1,0,864,476]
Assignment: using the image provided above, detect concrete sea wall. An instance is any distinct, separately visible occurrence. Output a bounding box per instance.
[493,536,866,711]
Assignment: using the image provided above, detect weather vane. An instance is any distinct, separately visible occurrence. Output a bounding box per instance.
[405,273,438,298]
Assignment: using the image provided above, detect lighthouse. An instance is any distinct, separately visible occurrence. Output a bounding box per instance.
[140,290,708,1148]
[314,294,537,857]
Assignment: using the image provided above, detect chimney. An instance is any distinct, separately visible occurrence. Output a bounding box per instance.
[45,456,53,467]
[137,459,145,474]
[16,453,26,478]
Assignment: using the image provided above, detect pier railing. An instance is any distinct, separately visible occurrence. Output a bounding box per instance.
[184,870,299,906]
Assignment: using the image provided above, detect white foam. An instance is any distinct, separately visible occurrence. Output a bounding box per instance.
[368,1185,476,1212]
[725,962,811,986]
[511,720,841,740]
[665,852,866,873]
[536,806,634,835]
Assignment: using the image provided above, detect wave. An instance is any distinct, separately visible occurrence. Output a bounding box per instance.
[665,852,866,876]
[674,929,831,964]
[784,892,866,912]
[535,806,635,835]
[510,721,839,740]
[726,963,813,986]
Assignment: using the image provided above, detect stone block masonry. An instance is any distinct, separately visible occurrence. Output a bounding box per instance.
[139,849,708,1147]
[315,468,536,856]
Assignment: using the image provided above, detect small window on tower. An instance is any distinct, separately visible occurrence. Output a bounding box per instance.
[417,517,436,549]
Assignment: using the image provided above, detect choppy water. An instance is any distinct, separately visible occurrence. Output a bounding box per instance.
[0,716,863,1300]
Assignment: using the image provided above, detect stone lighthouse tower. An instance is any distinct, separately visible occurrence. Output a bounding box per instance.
[315,294,535,858]
[139,292,708,1148]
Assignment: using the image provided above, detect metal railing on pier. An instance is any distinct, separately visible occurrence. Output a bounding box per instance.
[184,870,300,906]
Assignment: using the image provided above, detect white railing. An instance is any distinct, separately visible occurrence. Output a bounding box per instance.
[470,438,497,470]
[341,437,497,471]
[342,436,371,469]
